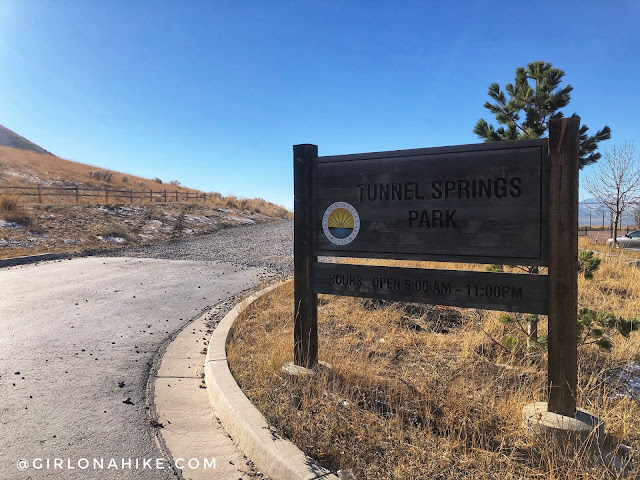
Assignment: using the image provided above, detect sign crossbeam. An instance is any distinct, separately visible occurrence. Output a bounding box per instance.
[313,263,549,315]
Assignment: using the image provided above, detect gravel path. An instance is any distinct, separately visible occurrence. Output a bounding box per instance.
[102,219,294,277]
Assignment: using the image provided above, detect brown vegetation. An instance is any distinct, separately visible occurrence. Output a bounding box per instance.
[0,144,291,258]
[0,145,291,218]
[0,193,33,227]
[227,251,640,479]
[0,201,284,259]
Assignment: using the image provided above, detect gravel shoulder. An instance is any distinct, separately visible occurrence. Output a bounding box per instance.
[101,219,293,277]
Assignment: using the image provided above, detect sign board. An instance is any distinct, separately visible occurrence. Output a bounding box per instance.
[313,263,548,314]
[314,140,548,265]
[294,119,578,417]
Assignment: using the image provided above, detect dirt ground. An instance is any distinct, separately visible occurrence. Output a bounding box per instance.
[0,201,277,259]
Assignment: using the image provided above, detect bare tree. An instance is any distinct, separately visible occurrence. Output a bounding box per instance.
[585,141,640,245]
[633,204,640,228]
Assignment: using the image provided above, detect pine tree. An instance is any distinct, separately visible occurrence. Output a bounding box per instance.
[473,61,611,168]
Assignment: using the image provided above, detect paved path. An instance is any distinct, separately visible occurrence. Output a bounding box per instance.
[0,256,271,479]
[152,307,267,479]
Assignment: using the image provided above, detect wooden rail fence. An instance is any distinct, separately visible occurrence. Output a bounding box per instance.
[0,185,210,204]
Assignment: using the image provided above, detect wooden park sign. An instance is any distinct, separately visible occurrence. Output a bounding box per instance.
[294,117,580,417]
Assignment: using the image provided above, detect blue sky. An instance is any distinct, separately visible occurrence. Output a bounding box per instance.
[1,1,638,210]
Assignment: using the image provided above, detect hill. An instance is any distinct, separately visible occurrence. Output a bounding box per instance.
[0,131,291,259]
[0,143,205,194]
[0,124,52,155]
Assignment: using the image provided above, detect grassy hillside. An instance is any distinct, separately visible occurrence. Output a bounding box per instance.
[0,145,206,194]
[0,145,291,258]
[0,145,290,214]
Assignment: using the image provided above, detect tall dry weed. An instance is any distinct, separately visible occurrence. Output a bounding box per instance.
[0,193,32,226]
[228,252,640,479]
[0,193,20,212]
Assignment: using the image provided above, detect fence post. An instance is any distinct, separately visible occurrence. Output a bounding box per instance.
[150,190,153,202]
[104,186,109,202]
[130,189,134,202]
[186,191,189,201]
[175,190,178,201]
[164,189,167,202]
[37,184,42,204]
[75,186,79,203]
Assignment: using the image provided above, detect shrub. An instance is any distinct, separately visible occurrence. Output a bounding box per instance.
[0,193,19,213]
[0,193,32,227]
[92,223,132,241]
[169,180,180,186]
[152,177,163,184]
[578,308,640,348]
[122,175,129,183]
[485,264,504,272]
[578,249,601,279]
[89,170,114,182]
[207,192,225,207]
[224,195,240,209]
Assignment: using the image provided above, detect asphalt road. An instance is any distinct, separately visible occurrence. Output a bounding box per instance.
[0,220,293,479]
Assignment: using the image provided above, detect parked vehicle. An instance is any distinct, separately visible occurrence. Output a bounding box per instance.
[607,230,640,247]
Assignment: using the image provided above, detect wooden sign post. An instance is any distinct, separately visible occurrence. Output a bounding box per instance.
[547,117,580,417]
[293,117,579,415]
[293,144,319,368]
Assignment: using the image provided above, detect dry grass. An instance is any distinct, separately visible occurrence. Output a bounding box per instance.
[0,145,196,194]
[206,193,291,219]
[0,192,18,212]
[227,250,640,479]
[0,145,292,218]
[0,144,290,257]
[0,193,33,227]
[0,201,283,259]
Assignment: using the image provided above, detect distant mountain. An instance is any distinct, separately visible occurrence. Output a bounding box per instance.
[0,124,51,155]
[579,198,637,227]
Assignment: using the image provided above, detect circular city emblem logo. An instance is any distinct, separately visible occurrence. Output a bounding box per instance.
[322,202,360,246]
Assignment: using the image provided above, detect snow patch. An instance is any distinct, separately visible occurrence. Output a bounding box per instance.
[96,235,127,243]
[0,220,23,229]
[184,214,213,223]
[0,238,33,247]
[604,361,640,398]
[226,216,254,224]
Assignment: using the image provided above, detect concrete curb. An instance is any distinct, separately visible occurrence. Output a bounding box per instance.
[205,282,339,480]
[0,253,69,268]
